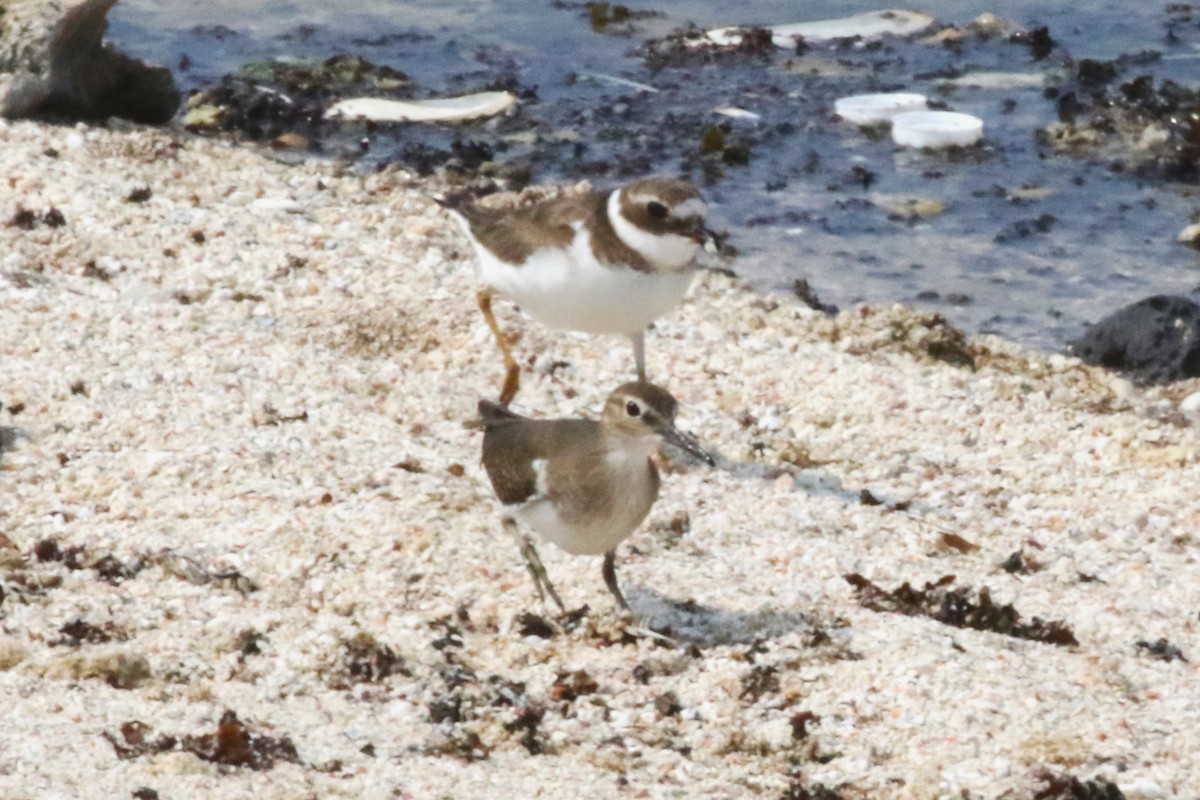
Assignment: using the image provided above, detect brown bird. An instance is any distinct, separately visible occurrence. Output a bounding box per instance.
[478,381,712,611]
[441,177,712,406]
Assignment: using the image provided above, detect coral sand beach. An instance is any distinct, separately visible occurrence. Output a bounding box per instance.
[2,121,1199,798]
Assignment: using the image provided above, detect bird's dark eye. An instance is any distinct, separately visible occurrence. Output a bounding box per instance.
[647,201,668,220]
[625,400,641,417]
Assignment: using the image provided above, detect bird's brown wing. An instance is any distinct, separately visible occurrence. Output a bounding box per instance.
[463,194,597,265]
[479,411,601,507]
[479,402,537,505]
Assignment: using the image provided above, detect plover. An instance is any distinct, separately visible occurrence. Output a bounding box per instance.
[441,177,711,405]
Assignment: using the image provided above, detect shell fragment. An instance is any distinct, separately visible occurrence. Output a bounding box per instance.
[327,91,516,123]
[945,71,1045,90]
[706,10,935,48]
[713,106,762,121]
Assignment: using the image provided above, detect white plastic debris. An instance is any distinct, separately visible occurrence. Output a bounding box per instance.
[891,110,983,148]
[326,91,516,123]
[706,10,935,48]
[579,72,660,93]
[945,71,1045,90]
[1177,222,1200,244]
[712,106,762,121]
[835,92,927,124]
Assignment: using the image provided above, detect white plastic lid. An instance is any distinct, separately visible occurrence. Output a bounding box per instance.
[835,93,928,125]
[891,110,984,148]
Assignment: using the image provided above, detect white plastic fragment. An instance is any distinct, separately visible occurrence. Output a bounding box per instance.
[579,72,660,93]
[1177,222,1200,244]
[326,91,516,123]
[712,106,762,121]
[891,110,983,148]
[835,92,927,124]
[705,9,935,48]
[945,71,1045,89]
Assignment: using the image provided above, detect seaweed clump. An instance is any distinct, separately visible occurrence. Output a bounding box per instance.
[844,574,1079,646]
[1040,52,1200,182]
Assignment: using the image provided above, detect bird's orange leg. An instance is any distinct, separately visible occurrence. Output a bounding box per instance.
[477,287,521,407]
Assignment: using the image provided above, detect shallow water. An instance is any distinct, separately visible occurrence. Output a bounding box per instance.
[109,1,1200,351]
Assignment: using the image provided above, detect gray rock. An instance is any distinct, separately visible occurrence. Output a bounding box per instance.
[0,0,179,123]
[1068,294,1200,385]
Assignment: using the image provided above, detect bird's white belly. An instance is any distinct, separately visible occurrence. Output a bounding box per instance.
[514,497,651,555]
[475,234,695,335]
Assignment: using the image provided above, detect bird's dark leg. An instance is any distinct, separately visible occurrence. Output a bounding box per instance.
[630,330,647,382]
[602,550,629,611]
[477,287,521,407]
[515,529,565,611]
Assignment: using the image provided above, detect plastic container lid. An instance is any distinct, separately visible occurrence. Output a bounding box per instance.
[891,110,984,148]
[835,93,928,125]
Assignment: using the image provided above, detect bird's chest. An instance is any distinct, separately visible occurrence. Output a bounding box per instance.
[515,452,659,555]
[474,228,694,335]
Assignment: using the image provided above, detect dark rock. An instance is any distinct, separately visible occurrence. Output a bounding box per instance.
[0,0,180,123]
[1068,295,1200,384]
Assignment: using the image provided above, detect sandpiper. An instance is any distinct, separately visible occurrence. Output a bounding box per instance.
[441,177,711,406]
[477,381,712,611]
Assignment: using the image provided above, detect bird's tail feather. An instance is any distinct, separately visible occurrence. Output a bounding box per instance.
[478,399,521,426]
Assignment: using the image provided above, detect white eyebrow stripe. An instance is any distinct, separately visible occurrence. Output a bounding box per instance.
[673,198,707,218]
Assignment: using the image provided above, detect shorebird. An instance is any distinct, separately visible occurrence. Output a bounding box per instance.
[441,177,711,405]
[477,381,712,611]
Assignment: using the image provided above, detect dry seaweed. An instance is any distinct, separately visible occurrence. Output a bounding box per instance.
[780,769,846,800]
[515,611,556,639]
[789,711,819,741]
[739,664,780,702]
[152,552,259,593]
[104,721,178,760]
[1136,637,1188,663]
[106,712,300,771]
[337,632,412,684]
[425,663,546,759]
[1033,770,1127,799]
[7,206,66,230]
[653,691,682,717]
[182,711,301,770]
[844,574,1079,646]
[51,618,128,647]
[504,704,548,755]
[1001,549,1045,575]
[551,669,600,702]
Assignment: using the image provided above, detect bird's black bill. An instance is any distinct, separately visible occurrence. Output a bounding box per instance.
[700,226,725,255]
[662,425,715,467]
[685,222,717,247]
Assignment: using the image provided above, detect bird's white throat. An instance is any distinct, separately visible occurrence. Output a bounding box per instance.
[608,190,700,271]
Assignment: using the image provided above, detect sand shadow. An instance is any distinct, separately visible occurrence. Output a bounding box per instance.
[707,450,951,523]
[628,586,820,648]
[0,426,20,463]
